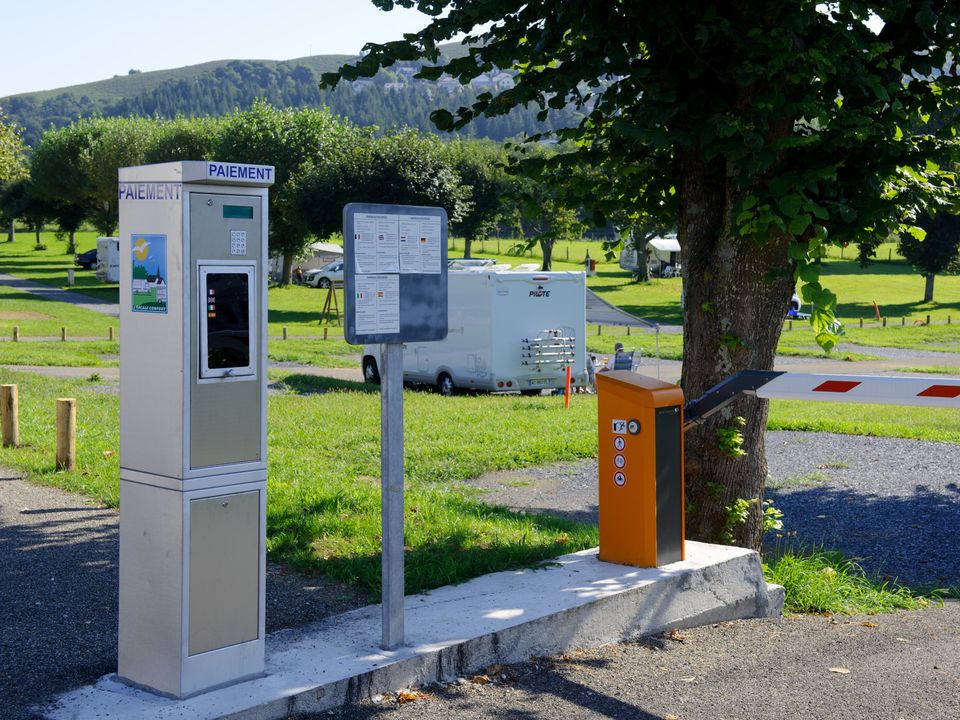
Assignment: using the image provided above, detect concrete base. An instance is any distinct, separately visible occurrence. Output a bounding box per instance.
[45,541,782,720]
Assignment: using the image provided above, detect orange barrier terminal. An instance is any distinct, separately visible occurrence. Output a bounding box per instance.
[596,371,685,567]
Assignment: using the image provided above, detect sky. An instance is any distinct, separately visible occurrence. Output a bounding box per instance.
[0,0,438,97]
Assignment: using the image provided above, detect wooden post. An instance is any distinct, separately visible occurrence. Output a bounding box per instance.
[61,327,67,341]
[1,384,18,447]
[882,317,887,327]
[927,314,931,326]
[282,327,288,340]
[108,326,114,341]
[859,318,863,329]
[597,325,602,335]
[56,398,77,471]
[323,327,329,341]
[949,316,952,325]
[12,326,19,341]
[627,326,631,336]
[788,320,793,331]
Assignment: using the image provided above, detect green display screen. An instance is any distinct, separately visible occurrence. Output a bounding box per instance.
[223,205,254,219]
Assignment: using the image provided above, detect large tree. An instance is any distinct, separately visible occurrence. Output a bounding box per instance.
[899,209,960,302]
[0,108,28,241]
[217,101,362,284]
[291,128,469,240]
[325,2,960,548]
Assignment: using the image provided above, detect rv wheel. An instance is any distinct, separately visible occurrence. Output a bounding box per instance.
[362,358,380,384]
[437,373,455,396]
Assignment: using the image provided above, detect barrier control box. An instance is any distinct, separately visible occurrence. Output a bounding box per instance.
[596,371,685,568]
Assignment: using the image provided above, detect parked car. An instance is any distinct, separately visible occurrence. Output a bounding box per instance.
[74,248,97,269]
[304,260,344,289]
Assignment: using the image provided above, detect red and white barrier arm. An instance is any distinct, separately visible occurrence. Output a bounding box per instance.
[754,373,960,408]
[683,370,960,431]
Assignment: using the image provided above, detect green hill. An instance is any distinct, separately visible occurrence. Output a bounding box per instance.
[1,44,571,147]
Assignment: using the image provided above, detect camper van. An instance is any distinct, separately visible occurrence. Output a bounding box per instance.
[362,267,587,395]
[95,237,120,283]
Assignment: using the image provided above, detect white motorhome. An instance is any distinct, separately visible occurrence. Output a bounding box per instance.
[362,267,587,395]
[95,237,120,283]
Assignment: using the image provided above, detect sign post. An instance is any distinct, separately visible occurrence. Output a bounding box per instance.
[343,203,448,649]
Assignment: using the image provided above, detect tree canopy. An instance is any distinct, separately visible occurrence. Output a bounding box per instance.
[327,2,960,548]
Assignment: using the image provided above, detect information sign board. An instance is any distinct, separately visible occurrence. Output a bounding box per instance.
[343,203,449,345]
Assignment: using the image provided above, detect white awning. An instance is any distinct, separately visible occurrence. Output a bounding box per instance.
[308,242,344,255]
[647,236,680,253]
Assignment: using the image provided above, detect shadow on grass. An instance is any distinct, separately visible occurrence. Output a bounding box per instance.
[270,493,596,596]
[277,373,378,395]
[765,480,960,589]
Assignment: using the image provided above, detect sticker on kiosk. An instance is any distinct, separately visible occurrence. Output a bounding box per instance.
[612,419,627,434]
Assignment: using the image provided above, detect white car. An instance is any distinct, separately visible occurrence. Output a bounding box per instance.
[304,260,344,289]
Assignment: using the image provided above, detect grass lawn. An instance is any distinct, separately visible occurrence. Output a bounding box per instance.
[0,285,118,339]
[0,368,599,595]
[0,340,118,367]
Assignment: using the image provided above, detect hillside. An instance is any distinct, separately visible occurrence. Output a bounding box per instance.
[1,44,576,147]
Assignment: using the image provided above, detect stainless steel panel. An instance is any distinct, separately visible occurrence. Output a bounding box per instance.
[188,490,260,656]
[189,193,262,468]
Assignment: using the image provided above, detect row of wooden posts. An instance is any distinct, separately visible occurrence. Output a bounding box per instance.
[785,314,949,331]
[9,327,116,341]
[0,384,76,471]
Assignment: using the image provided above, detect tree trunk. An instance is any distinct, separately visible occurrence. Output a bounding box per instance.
[7,219,13,242]
[34,227,42,249]
[67,230,76,255]
[280,252,295,285]
[463,237,473,259]
[923,273,935,303]
[634,246,650,282]
[678,150,795,550]
[540,238,553,271]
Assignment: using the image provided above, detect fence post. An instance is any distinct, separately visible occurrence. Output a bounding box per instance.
[61,327,67,342]
[56,398,76,471]
[12,326,19,342]
[109,326,114,341]
[859,318,863,329]
[902,317,905,326]
[1,384,18,448]
[323,327,329,341]
[282,327,288,340]
[882,317,887,327]
[927,314,931,326]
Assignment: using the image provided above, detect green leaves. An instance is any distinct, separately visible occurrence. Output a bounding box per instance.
[801,281,844,352]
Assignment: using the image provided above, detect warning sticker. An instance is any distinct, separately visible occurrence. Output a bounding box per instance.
[614,454,626,469]
[613,472,626,487]
[613,436,625,451]
[612,419,627,435]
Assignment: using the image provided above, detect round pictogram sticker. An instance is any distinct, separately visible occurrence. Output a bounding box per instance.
[614,454,626,468]
[627,419,641,435]
[613,471,626,486]
[613,436,626,451]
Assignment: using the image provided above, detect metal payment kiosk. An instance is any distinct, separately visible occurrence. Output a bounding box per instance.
[117,161,273,697]
[595,371,685,568]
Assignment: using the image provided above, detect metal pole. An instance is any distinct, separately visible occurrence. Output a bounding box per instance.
[380,342,405,649]
[656,324,661,380]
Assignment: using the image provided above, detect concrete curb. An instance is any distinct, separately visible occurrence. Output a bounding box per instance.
[46,541,781,720]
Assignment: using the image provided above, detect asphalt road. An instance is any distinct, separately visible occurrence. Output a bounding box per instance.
[305,603,960,720]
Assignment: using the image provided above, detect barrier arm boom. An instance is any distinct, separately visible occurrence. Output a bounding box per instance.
[683,371,960,433]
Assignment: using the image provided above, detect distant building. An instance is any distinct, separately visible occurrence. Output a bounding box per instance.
[436,76,461,94]
[470,74,495,91]
[492,72,515,90]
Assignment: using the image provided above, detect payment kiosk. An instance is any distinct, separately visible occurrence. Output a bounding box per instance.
[117,161,273,697]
